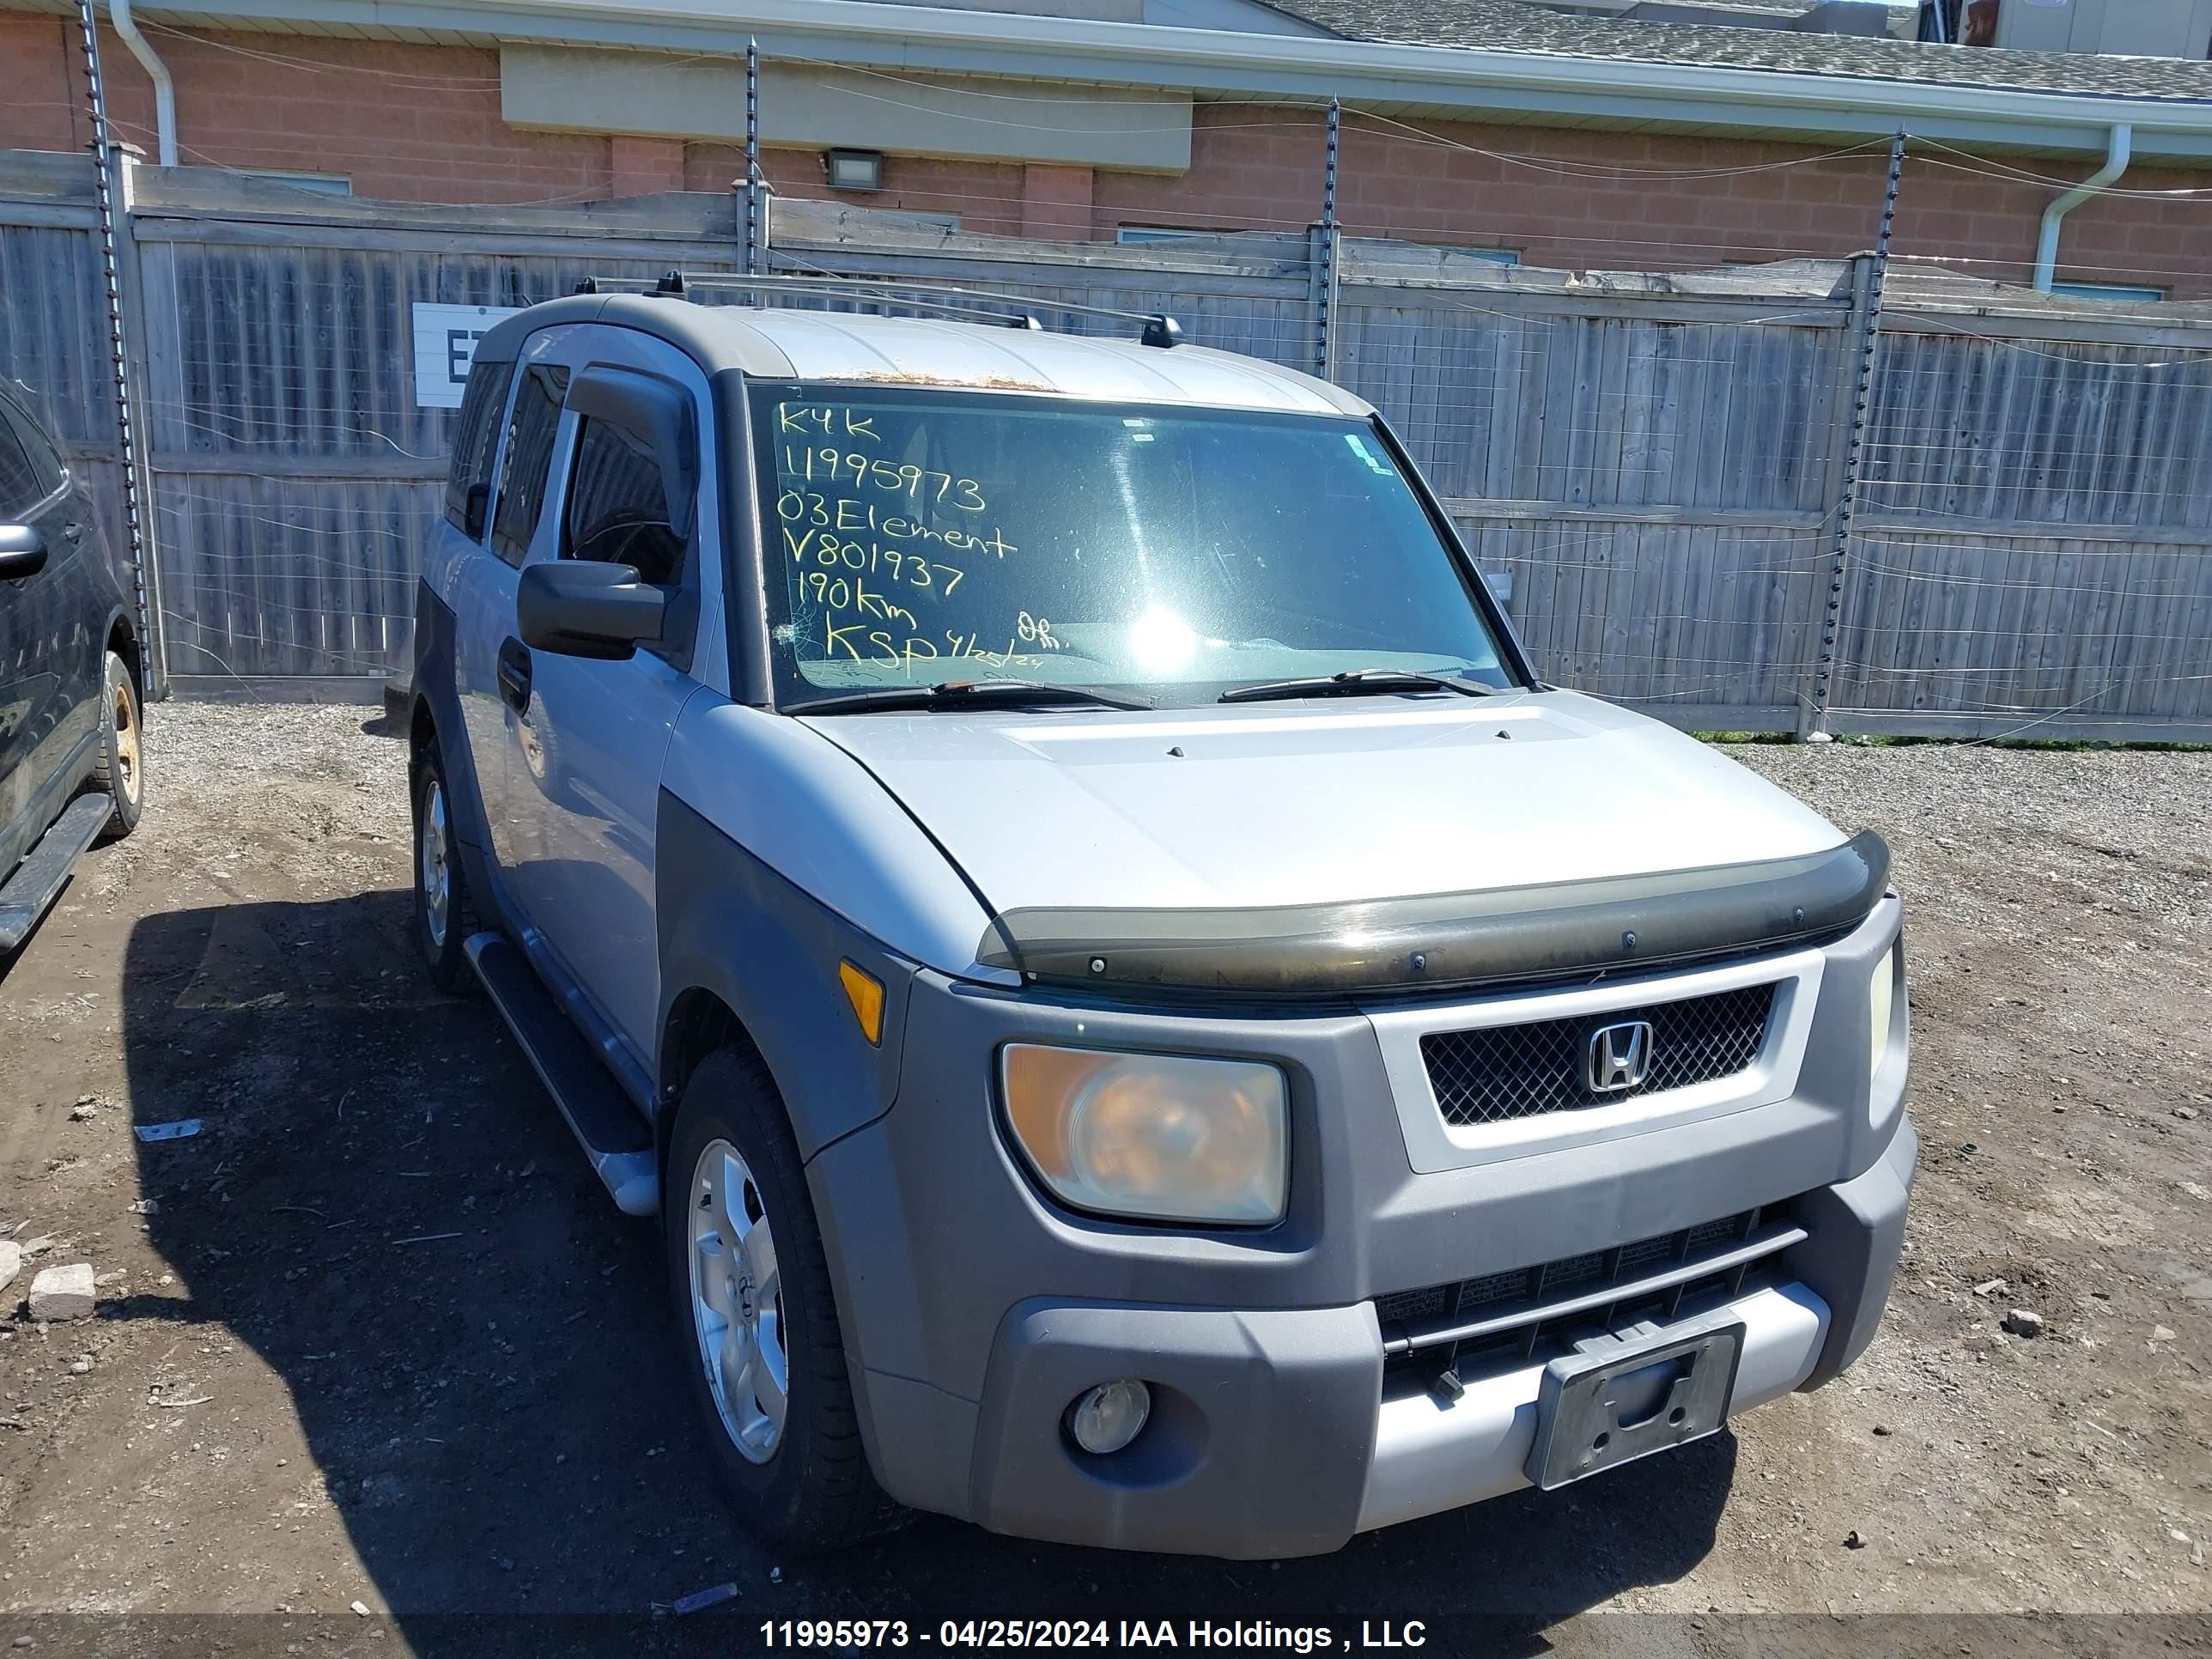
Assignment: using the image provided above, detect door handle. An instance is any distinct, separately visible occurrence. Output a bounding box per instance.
[63,521,83,543]
[496,637,533,714]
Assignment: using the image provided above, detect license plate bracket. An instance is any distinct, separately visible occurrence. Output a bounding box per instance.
[1523,1310,1747,1491]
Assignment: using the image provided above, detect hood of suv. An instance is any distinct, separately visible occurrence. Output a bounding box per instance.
[802,690,1844,921]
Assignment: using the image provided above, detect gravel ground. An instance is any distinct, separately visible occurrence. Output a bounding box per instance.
[0,704,2208,1655]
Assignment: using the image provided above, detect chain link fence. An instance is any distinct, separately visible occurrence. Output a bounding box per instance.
[2,135,2208,738]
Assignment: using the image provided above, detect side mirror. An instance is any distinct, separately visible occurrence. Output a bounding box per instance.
[463,481,491,541]
[517,560,665,661]
[0,523,46,582]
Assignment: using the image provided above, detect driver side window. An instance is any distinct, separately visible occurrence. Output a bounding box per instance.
[563,416,690,589]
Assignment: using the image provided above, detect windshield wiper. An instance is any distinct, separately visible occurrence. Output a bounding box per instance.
[1218,668,1498,705]
[799,678,1156,714]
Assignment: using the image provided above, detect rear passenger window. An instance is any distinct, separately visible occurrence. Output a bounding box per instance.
[490,364,567,568]
[443,360,513,537]
[564,416,692,587]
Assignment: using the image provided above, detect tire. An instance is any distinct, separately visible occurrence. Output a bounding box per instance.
[665,1046,902,1553]
[411,746,477,995]
[88,650,143,841]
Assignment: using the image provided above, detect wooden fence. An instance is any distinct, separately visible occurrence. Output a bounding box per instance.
[3,150,2208,739]
[0,154,130,572]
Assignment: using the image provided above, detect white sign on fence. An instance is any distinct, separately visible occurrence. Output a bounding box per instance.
[410,303,520,408]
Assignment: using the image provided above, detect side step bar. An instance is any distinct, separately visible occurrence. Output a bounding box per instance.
[465,931,659,1217]
[0,794,110,952]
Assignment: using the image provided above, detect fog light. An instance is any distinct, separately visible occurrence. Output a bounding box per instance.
[1067,1379,1151,1455]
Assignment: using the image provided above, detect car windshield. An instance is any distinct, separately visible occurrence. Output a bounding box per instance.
[750,385,1516,710]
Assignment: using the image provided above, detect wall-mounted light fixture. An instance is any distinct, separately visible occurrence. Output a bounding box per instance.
[823,149,884,191]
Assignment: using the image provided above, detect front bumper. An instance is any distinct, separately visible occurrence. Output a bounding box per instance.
[804,902,1914,1557]
[951,1118,1912,1557]
[1359,1284,1827,1534]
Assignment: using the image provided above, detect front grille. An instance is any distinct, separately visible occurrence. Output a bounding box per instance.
[1421,982,1778,1127]
[1374,1205,1764,1330]
[1374,1201,1802,1388]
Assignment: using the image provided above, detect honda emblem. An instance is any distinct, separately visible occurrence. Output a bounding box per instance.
[1586,1020,1655,1094]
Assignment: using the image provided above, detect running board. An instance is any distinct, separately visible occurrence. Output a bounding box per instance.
[0,794,109,952]
[465,931,659,1217]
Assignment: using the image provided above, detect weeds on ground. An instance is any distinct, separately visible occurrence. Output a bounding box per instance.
[1693,731,2211,752]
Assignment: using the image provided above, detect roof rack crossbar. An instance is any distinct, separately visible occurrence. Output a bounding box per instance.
[569,270,1182,348]
[730,273,1176,334]
[574,271,1038,330]
[721,276,1048,332]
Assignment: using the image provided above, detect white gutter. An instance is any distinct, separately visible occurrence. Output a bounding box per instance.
[2033,123,2130,291]
[109,0,178,167]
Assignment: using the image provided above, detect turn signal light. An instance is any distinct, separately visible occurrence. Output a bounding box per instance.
[838,959,884,1046]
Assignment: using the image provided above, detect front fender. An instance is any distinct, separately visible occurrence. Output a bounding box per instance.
[655,787,915,1160]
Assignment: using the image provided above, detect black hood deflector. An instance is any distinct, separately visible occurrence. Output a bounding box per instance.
[979,830,1891,998]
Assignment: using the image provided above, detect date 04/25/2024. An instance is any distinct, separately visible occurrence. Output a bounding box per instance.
[755,1620,1433,1650]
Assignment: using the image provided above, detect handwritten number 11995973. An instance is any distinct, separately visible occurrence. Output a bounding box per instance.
[781,445,988,513]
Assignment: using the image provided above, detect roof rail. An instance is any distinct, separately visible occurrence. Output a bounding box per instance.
[571,270,1183,349]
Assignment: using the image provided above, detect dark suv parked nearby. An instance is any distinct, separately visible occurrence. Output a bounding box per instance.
[0,380,145,954]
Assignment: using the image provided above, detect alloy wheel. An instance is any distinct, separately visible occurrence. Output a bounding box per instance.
[688,1138,788,1462]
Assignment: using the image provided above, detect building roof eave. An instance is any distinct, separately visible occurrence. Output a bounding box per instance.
[95,0,2212,161]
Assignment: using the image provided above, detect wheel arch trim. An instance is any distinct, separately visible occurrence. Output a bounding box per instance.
[654,787,914,1164]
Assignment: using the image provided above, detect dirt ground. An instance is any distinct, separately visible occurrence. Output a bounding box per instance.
[0,702,2207,1655]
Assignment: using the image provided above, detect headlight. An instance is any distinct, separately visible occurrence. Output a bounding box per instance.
[1869,945,1896,1079]
[1000,1045,1288,1225]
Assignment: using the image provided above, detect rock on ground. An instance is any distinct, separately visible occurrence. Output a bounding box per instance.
[27,1262,96,1322]
[0,1238,21,1293]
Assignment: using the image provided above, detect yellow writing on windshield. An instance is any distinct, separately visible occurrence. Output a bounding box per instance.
[778,493,1016,558]
[780,445,986,512]
[814,618,1047,672]
[772,402,1065,681]
[776,404,878,441]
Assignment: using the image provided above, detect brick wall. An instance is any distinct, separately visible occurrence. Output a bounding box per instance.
[1,13,611,204]
[684,143,1032,239]
[718,103,2211,295]
[0,13,88,155]
[3,10,2205,295]
[1094,106,2212,297]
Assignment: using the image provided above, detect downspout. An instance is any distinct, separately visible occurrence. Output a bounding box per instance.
[2033,124,2130,293]
[106,0,176,167]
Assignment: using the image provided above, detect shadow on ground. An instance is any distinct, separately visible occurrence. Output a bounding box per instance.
[112,884,1734,1651]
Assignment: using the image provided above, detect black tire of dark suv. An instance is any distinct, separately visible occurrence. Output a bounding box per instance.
[88,650,144,840]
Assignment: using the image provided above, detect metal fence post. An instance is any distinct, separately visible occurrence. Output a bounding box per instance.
[744,39,763,276]
[1310,97,1341,380]
[74,0,164,697]
[1807,128,1905,738]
